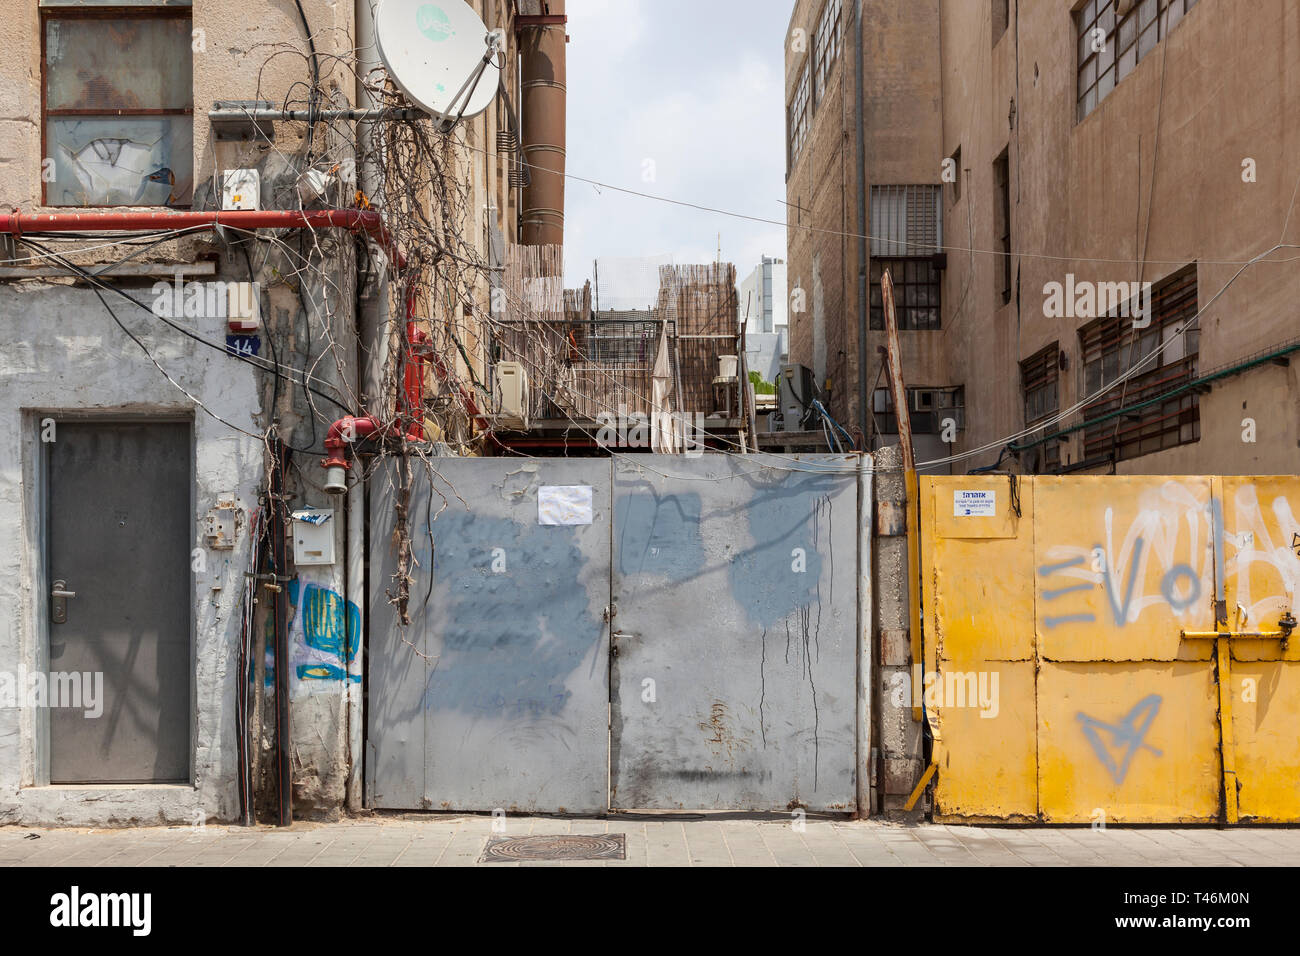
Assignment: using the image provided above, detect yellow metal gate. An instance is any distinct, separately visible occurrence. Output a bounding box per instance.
[920,475,1299,824]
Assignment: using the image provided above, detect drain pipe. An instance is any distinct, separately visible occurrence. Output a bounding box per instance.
[854,0,869,442]
[518,0,567,245]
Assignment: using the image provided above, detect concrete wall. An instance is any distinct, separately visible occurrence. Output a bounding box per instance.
[0,279,263,826]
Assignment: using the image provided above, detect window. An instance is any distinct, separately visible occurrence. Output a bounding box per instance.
[1078,263,1199,462]
[42,2,194,207]
[873,387,964,436]
[1076,0,1200,122]
[947,146,962,204]
[1021,343,1062,471]
[870,185,942,257]
[993,149,1011,305]
[787,61,811,168]
[993,0,1009,45]
[813,0,844,108]
[870,258,941,331]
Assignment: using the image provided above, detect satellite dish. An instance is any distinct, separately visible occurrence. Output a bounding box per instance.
[375,0,501,122]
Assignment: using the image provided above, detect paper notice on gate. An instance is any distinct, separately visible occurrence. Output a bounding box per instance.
[954,489,996,517]
[538,485,594,526]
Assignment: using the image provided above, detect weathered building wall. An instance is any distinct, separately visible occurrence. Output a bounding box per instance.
[785,0,946,437]
[942,0,1300,475]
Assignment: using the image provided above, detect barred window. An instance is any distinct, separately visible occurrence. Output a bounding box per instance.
[1076,0,1200,122]
[873,387,964,436]
[813,0,843,107]
[787,61,811,168]
[1079,263,1199,462]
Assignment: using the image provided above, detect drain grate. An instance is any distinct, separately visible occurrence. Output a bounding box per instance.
[480,834,626,863]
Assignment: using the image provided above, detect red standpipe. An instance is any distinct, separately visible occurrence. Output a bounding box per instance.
[0,208,406,268]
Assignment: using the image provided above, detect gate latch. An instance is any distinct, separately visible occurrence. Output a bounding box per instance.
[50,579,76,624]
[1182,611,1297,644]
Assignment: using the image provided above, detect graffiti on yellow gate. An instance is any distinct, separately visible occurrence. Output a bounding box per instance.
[920,474,1299,824]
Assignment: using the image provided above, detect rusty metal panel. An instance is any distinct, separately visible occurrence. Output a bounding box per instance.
[609,454,860,811]
[1037,662,1220,823]
[367,458,611,813]
[1034,476,1215,662]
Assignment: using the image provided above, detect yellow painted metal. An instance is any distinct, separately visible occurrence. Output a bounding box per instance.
[1037,661,1220,823]
[1216,639,1239,824]
[906,469,923,721]
[903,762,937,812]
[920,474,1300,824]
[1034,476,1214,663]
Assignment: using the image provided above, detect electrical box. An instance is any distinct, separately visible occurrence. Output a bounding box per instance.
[291,509,335,566]
[226,281,260,333]
[203,494,240,549]
[496,362,530,430]
[222,168,260,211]
[778,364,815,432]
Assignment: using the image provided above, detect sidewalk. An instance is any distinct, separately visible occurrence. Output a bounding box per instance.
[3,815,1298,866]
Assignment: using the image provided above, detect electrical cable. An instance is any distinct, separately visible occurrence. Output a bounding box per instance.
[17,237,355,414]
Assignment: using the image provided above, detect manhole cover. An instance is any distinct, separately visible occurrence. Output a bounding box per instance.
[480,834,626,862]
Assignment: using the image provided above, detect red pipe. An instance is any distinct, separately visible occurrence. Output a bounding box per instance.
[0,208,406,268]
[322,415,384,470]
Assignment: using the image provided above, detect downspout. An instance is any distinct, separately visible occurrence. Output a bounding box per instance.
[351,0,382,815]
[854,0,868,443]
[518,0,567,245]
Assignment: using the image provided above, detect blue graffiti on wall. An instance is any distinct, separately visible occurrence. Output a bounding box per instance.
[288,577,360,684]
[1077,694,1163,784]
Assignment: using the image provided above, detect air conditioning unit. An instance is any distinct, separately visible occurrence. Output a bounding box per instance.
[495,361,530,430]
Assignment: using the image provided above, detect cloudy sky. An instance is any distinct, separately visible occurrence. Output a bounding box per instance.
[561,0,791,304]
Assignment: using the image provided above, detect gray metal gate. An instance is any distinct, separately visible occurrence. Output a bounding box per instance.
[367,458,611,813]
[367,453,865,812]
[609,454,861,810]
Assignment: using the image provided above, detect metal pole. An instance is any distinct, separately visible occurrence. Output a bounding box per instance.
[854,0,869,443]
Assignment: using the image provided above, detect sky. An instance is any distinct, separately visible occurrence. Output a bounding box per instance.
[560,0,792,304]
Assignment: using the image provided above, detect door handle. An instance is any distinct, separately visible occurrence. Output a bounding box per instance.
[51,579,75,624]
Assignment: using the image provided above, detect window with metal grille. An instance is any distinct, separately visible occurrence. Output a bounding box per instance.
[873,387,964,436]
[1076,0,1200,122]
[813,0,843,108]
[993,149,1011,305]
[41,1,194,207]
[1021,343,1062,471]
[870,185,942,257]
[869,258,941,331]
[587,320,659,366]
[787,61,811,169]
[1078,263,1199,462]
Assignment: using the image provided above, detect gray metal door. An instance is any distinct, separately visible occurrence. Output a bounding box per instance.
[610,454,860,810]
[368,458,611,813]
[47,421,191,783]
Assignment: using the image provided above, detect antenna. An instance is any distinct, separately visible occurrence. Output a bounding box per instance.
[375,0,502,125]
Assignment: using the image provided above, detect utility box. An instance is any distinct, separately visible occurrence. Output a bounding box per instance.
[222,169,260,211]
[495,362,530,430]
[778,364,815,431]
[290,509,335,566]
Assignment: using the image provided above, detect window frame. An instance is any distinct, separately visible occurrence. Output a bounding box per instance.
[787,58,812,170]
[993,148,1012,305]
[812,0,844,109]
[1020,342,1062,472]
[1075,0,1200,123]
[1077,263,1200,462]
[40,4,195,208]
[869,256,942,332]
